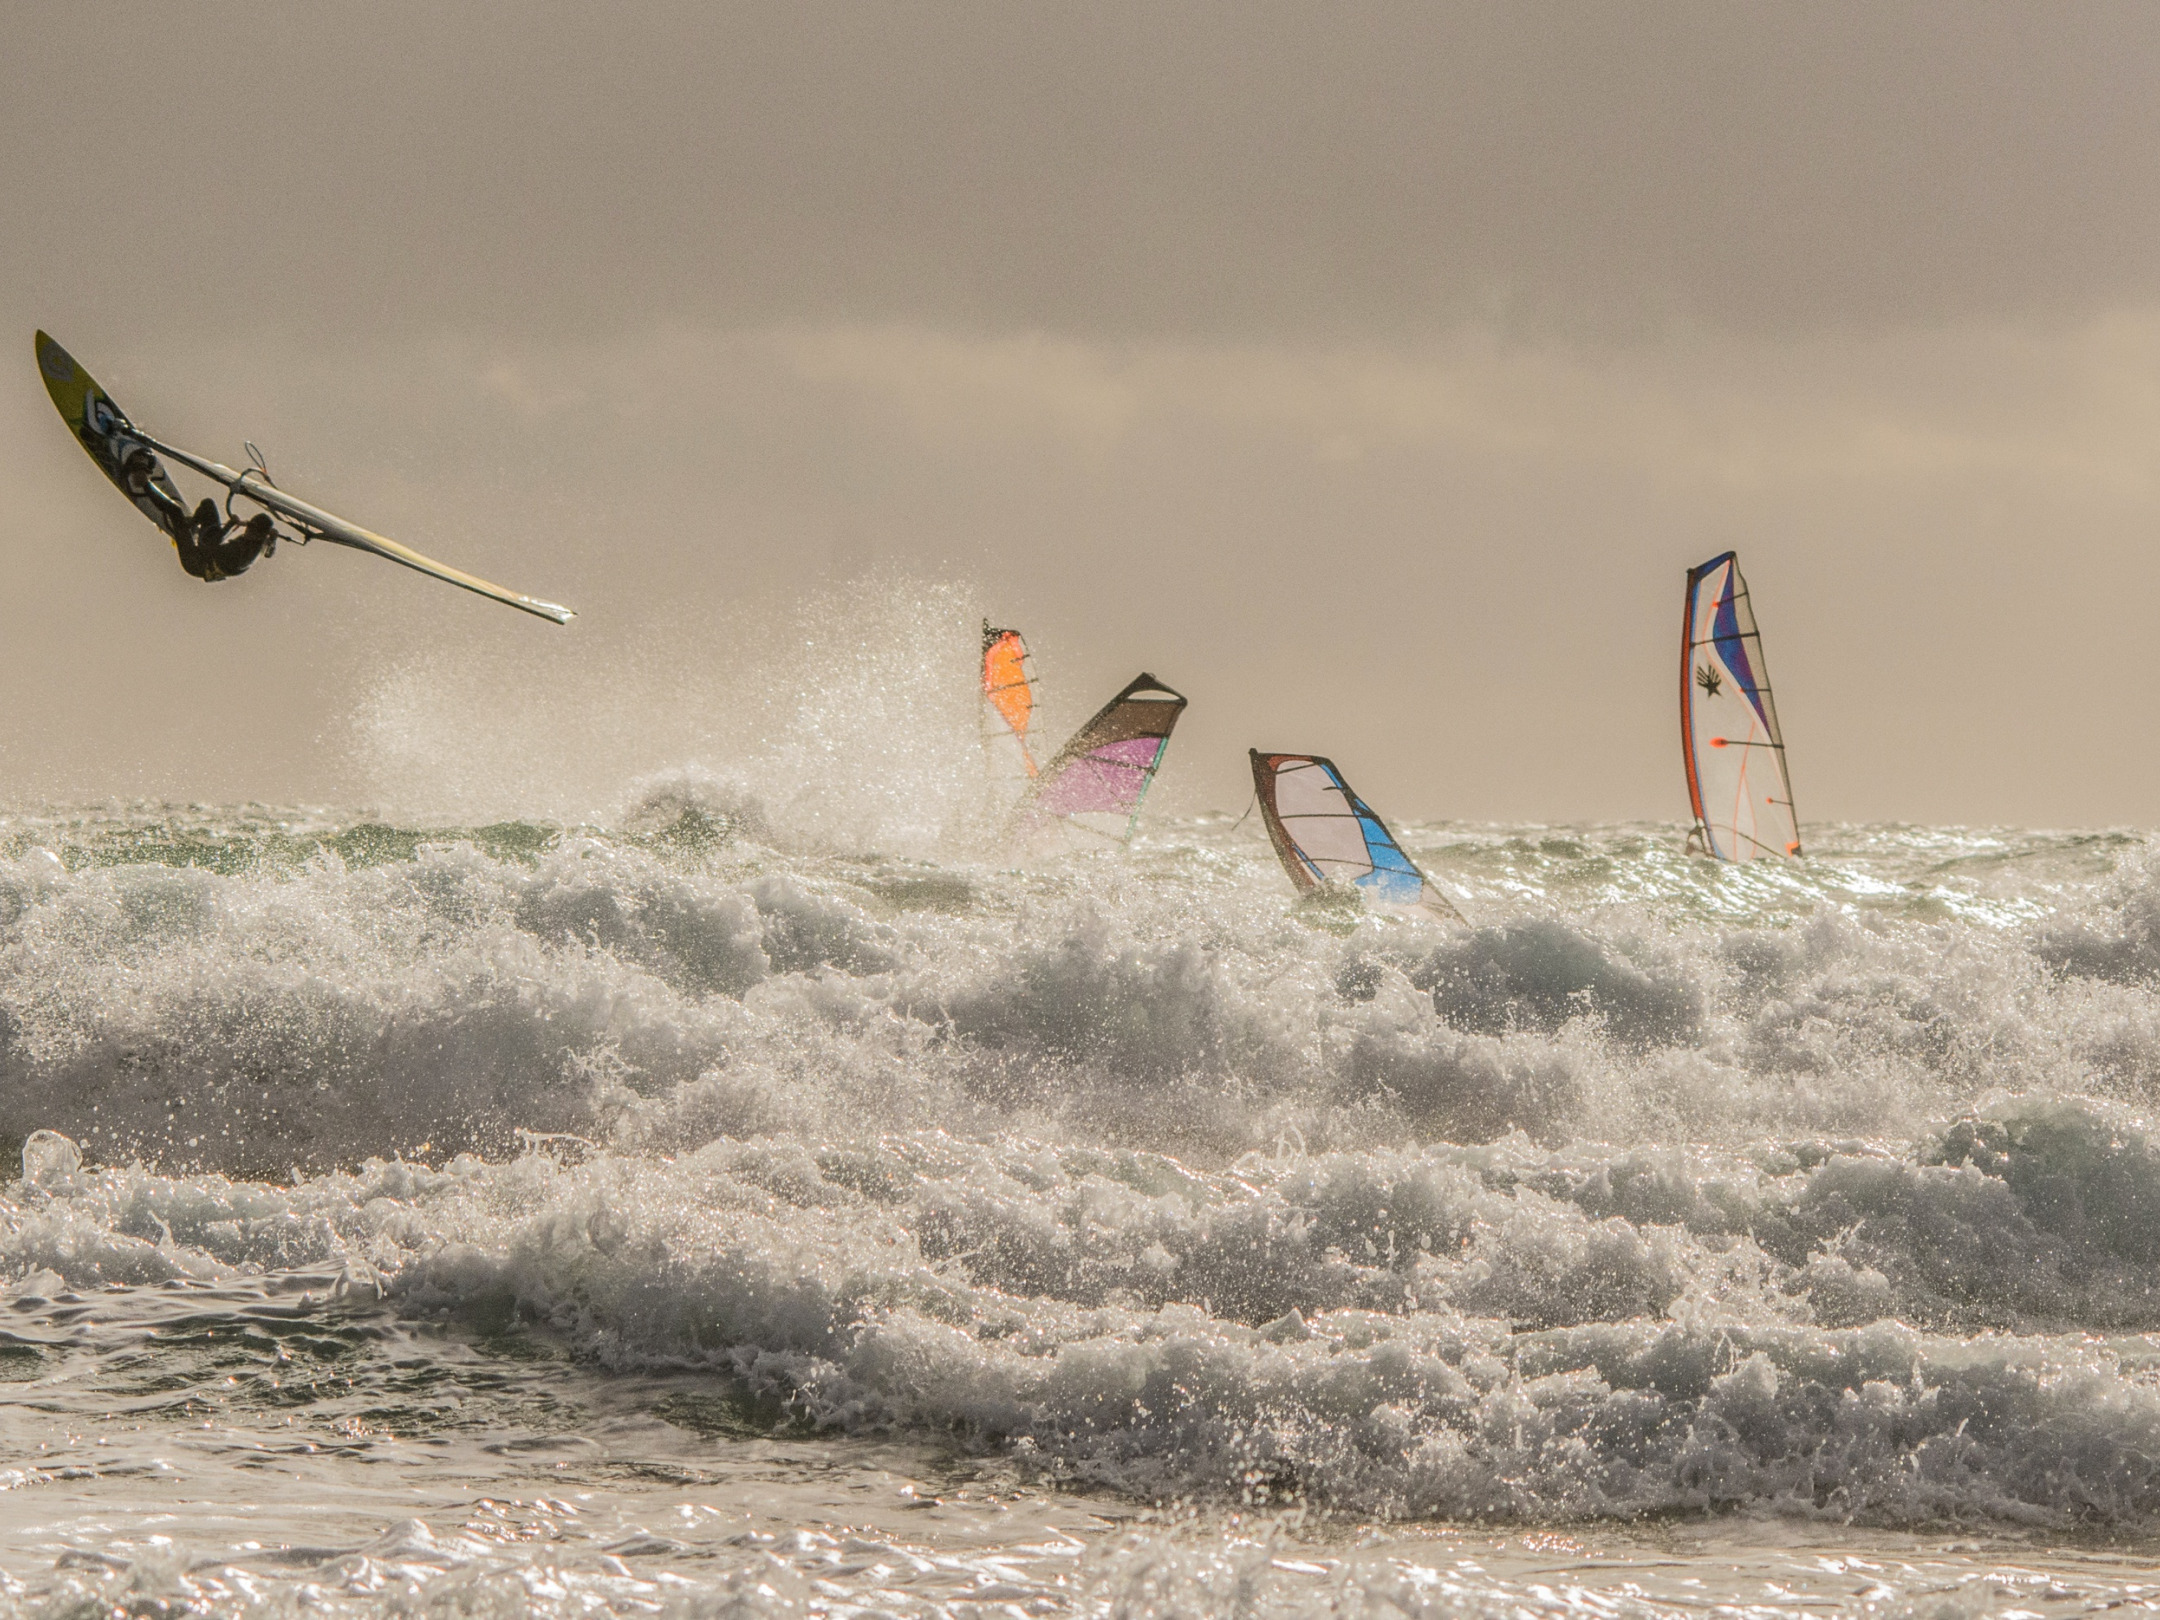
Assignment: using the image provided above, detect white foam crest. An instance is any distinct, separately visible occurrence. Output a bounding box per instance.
[357,1142,2160,1525]
[10,818,2160,1532]
[5,817,2160,1176]
[16,1093,2160,1527]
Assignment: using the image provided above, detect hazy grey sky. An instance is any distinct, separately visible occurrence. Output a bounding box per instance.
[5,3,2160,829]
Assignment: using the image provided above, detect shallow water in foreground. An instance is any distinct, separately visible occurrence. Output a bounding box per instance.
[3,799,2160,1615]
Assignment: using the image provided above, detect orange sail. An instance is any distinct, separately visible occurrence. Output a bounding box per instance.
[981,621,1039,778]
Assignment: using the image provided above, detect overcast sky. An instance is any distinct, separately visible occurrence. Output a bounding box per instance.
[5,3,2160,830]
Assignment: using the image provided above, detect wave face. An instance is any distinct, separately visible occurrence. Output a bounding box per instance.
[5,797,2160,1613]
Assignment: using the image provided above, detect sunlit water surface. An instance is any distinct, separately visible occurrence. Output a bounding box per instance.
[3,802,2160,1617]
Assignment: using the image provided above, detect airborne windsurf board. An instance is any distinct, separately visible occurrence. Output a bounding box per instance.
[35,331,573,624]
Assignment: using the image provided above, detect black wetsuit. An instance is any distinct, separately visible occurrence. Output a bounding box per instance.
[174,499,275,581]
[113,448,275,581]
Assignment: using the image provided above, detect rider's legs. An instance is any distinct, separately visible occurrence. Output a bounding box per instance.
[172,500,227,580]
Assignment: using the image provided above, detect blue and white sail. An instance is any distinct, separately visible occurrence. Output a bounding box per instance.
[1249,751,1463,921]
[1681,551,1800,860]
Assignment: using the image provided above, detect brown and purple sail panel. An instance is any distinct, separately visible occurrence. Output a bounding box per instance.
[1016,673,1187,846]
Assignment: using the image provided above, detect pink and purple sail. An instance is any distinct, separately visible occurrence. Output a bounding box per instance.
[1016,673,1187,845]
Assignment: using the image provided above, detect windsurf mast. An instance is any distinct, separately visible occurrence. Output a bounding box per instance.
[1015,672,1186,846]
[1249,750,1464,922]
[1681,551,1799,859]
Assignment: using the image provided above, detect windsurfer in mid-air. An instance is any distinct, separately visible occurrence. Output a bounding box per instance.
[175,500,276,581]
[39,330,574,621]
[120,445,276,581]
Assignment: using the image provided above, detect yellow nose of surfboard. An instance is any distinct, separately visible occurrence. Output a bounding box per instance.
[35,330,97,434]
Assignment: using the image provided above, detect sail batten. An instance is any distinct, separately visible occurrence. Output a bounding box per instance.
[1681,551,1800,860]
[1249,750,1464,921]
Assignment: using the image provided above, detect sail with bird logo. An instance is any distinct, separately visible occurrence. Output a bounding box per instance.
[1681,551,1799,860]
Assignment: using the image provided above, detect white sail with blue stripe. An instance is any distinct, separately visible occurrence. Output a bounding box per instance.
[1681,551,1800,860]
[1249,751,1464,921]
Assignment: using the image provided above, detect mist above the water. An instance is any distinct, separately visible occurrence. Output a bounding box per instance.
[349,574,1000,838]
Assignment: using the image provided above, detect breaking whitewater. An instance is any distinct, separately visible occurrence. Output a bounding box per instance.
[7,787,2160,1615]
